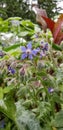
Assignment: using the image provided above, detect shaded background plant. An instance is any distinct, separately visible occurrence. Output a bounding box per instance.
[0,0,63,21]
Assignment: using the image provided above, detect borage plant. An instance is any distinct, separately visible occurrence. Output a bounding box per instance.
[0,17,63,130]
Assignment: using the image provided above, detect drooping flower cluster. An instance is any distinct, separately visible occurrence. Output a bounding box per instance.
[40,41,48,58]
[8,66,15,74]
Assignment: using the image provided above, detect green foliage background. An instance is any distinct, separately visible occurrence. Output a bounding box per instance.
[0,0,62,21]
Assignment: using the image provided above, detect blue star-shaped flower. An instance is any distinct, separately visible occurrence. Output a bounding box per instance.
[21,42,40,60]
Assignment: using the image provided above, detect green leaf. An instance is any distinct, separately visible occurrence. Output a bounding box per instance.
[5,122,11,130]
[15,101,42,130]
[19,31,29,37]
[0,88,3,99]
[52,110,63,128]
[21,20,34,29]
[8,17,22,21]
[3,43,22,52]
[3,86,14,94]
[52,43,62,51]
[0,99,16,121]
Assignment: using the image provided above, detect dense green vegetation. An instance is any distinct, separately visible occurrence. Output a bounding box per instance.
[0,0,62,20]
[0,0,63,129]
[0,16,63,130]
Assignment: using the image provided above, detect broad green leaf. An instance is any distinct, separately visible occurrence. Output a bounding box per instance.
[0,99,16,121]
[21,20,34,29]
[52,43,62,51]
[5,122,11,130]
[52,111,63,128]
[3,86,14,94]
[19,31,29,37]
[3,43,22,52]
[15,101,42,130]
[8,17,22,21]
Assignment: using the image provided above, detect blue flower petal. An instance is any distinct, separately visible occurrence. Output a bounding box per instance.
[27,42,32,49]
[36,48,40,52]
[21,46,26,52]
[8,66,15,74]
[8,66,11,70]
[40,51,46,58]
[29,54,33,59]
[32,48,40,56]
[32,50,37,56]
[21,53,27,59]
[11,69,15,74]
[40,41,44,44]
[48,88,54,93]
[42,43,48,51]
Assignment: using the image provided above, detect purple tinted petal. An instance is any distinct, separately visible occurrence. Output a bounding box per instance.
[11,69,15,74]
[32,50,37,56]
[27,42,32,49]
[29,54,33,59]
[21,46,26,52]
[45,44,48,51]
[32,48,40,56]
[43,43,48,51]
[21,53,27,59]
[40,51,46,57]
[48,88,54,93]
[36,48,40,52]
[8,66,15,74]
[8,66,11,70]
[40,41,44,44]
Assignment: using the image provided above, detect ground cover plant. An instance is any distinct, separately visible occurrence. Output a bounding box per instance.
[0,17,63,130]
